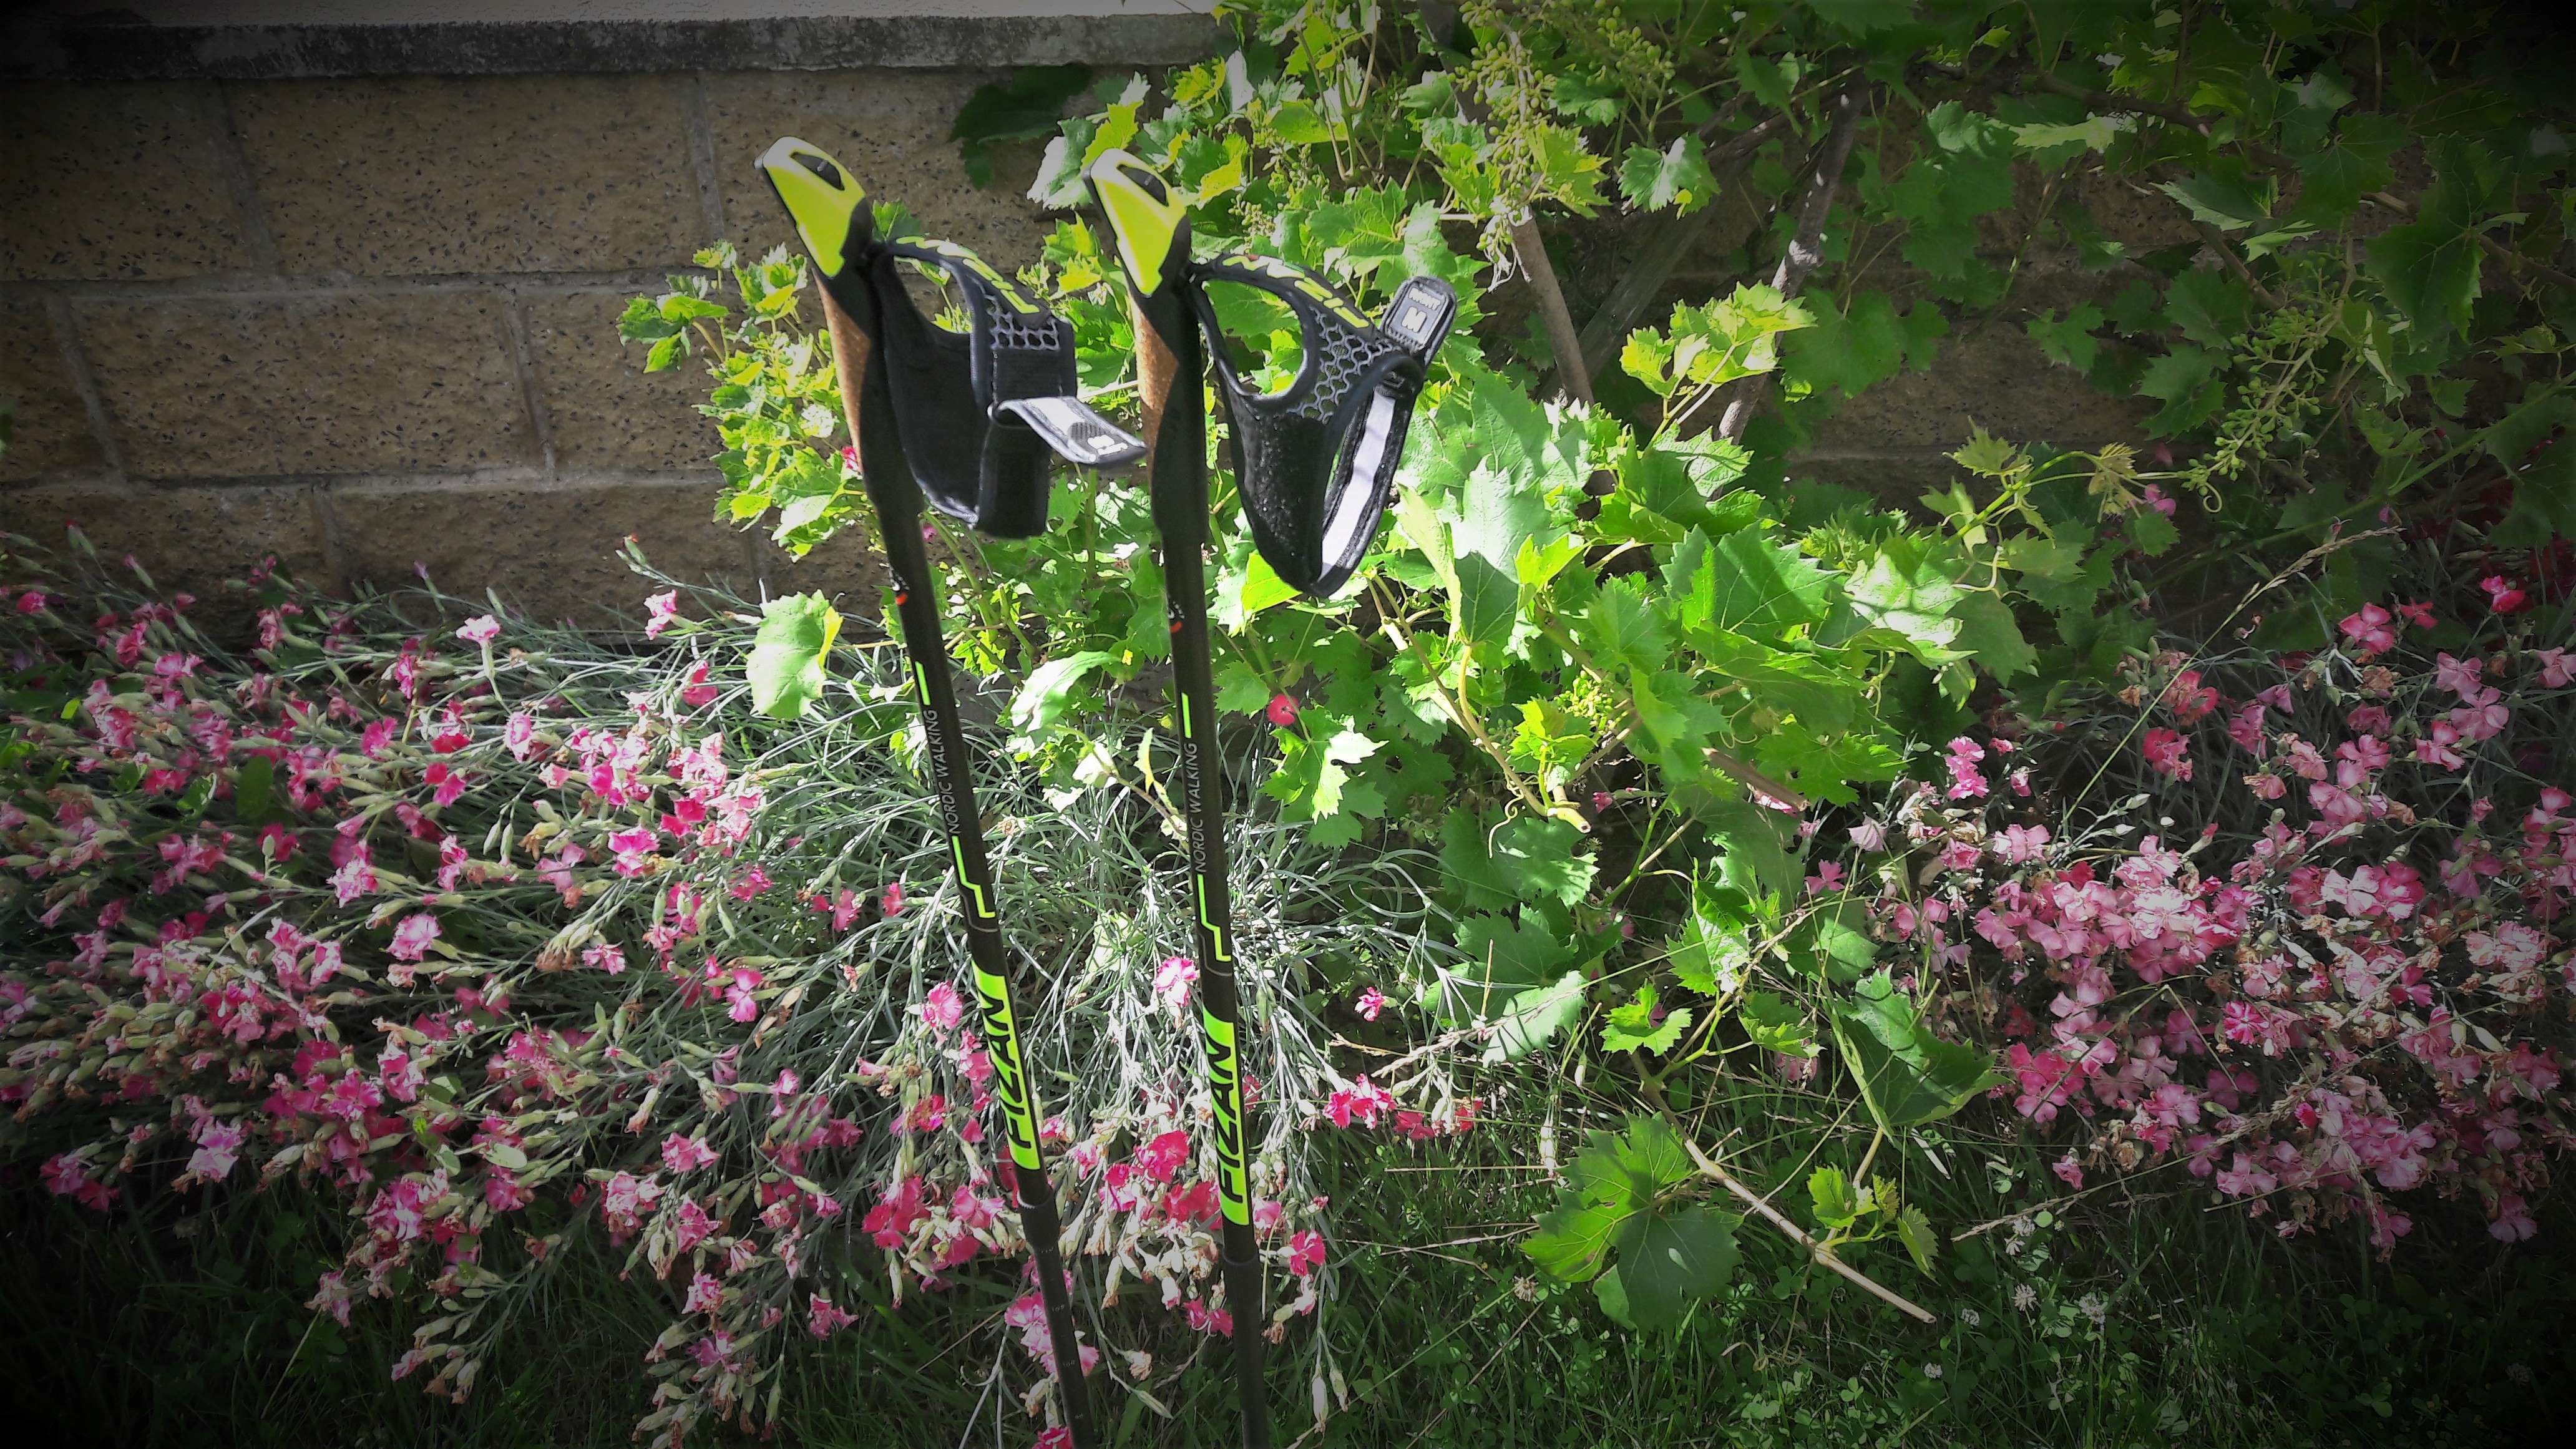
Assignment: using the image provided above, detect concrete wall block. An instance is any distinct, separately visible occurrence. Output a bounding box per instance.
[1785,451,1962,503]
[80,291,537,477]
[0,81,255,281]
[705,70,1054,266]
[1814,299,2152,454]
[330,474,748,625]
[525,290,718,471]
[0,479,329,633]
[232,74,706,276]
[0,300,105,480]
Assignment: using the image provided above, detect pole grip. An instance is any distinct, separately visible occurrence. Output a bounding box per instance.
[821,288,872,457]
[1128,292,1181,466]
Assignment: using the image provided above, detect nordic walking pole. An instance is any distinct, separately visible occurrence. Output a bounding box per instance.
[1085,150,1271,1449]
[761,140,1098,1449]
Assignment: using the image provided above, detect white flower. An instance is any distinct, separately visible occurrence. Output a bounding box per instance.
[2011,1282,2037,1313]
[2076,1292,2109,1327]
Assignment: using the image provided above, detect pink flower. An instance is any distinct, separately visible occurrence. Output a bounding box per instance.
[920,982,965,1036]
[816,887,864,932]
[308,1271,353,1325]
[1994,824,2051,864]
[729,865,771,901]
[2141,482,2177,517]
[2051,1152,2084,1189]
[504,711,539,760]
[644,590,682,638]
[2490,1193,2538,1242]
[724,966,765,1023]
[680,661,720,708]
[662,1133,718,1174]
[483,1170,531,1212]
[388,912,442,962]
[2479,575,2529,615]
[1327,1075,1394,1128]
[16,590,47,614]
[2227,704,2268,757]
[1266,693,1300,728]
[1287,1229,1327,1277]
[683,1271,723,1314]
[2394,600,2435,628]
[1355,986,1385,1021]
[330,846,376,905]
[2141,727,2193,781]
[456,615,500,645]
[2434,652,2484,697]
[607,826,658,876]
[670,1197,717,1252]
[2161,670,2218,724]
[583,940,626,975]
[882,881,905,916]
[2531,647,2572,688]
[1154,955,1198,1007]
[1943,736,1988,800]
[361,717,398,759]
[2336,603,2396,655]
[1134,1129,1192,1184]
[424,761,468,807]
[187,1118,246,1181]
[807,1294,856,1338]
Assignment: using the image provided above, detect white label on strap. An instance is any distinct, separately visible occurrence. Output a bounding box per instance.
[995,395,1146,469]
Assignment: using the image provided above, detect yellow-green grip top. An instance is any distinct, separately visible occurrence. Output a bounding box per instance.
[758,135,866,280]
[1085,147,1188,300]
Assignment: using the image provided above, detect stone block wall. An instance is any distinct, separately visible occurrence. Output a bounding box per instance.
[0,61,1085,626]
[1,4,2169,630]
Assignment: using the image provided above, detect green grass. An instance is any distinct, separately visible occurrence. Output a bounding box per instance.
[12,1085,2563,1449]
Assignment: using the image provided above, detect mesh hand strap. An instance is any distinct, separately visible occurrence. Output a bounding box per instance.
[1186,255,1455,597]
[864,237,1142,537]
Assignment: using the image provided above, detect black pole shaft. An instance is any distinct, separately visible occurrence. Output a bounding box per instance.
[850,316,1097,1449]
[1144,317,1270,1449]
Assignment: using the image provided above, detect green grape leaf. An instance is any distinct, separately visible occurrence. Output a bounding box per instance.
[1669,874,1753,998]
[1603,985,1691,1056]
[1896,1205,1939,1276]
[1619,134,1720,215]
[2165,268,2252,350]
[1832,972,2004,1129]
[1583,576,1672,678]
[747,593,841,720]
[1739,990,1818,1057]
[1842,537,1964,658]
[1610,1205,1739,1332]
[1947,592,2037,680]
[1008,649,1115,747]
[1782,292,1911,400]
[2026,303,2105,373]
[2127,505,2181,556]
[2137,346,2227,436]
[234,755,276,824]
[951,64,1092,187]
[1214,658,1272,716]
[1666,526,1834,639]
[1808,1166,1861,1230]
[1701,799,1800,904]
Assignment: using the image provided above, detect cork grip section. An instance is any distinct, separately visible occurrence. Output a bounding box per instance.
[821,288,872,454]
[1129,294,1180,463]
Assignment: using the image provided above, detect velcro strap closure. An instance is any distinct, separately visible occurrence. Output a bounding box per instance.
[994,396,1146,471]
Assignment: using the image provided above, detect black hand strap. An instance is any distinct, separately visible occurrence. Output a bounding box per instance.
[860,237,1142,537]
[1184,255,1456,597]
